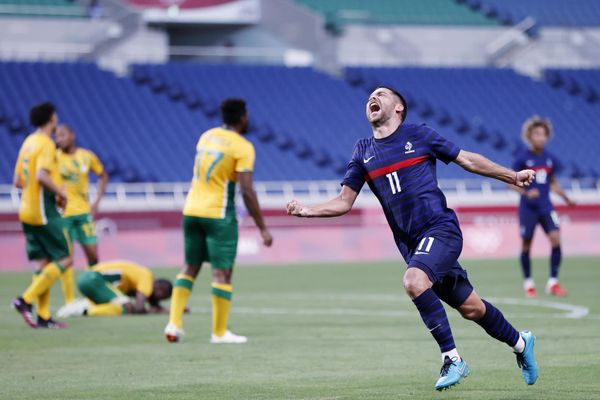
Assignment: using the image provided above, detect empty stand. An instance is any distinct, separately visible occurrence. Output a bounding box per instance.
[294,0,497,27]
[1,62,597,184]
[0,0,85,18]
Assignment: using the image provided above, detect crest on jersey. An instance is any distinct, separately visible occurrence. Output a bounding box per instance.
[404,141,415,154]
[526,160,534,167]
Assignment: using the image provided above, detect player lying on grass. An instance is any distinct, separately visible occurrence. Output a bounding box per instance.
[57,260,172,317]
[287,86,538,391]
[511,116,574,298]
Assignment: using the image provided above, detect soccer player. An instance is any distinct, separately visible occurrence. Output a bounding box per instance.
[58,260,172,317]
[164,98,273,344]
[512,117,574,298]
[287,87,538,391]
[12,102,73,329]
[55,124,108,306]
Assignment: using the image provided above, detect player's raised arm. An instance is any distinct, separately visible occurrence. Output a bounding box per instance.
[454,149,535,188]
[238,171,273,247]
[287,185,359,218]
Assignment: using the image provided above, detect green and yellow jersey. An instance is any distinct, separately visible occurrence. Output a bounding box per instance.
[183,127,255,219]
[14,132,61,225]
[57,148,104,217]
[92,261,154,298]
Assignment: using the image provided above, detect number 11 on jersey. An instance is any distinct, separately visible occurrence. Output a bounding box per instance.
[386,171,401,194]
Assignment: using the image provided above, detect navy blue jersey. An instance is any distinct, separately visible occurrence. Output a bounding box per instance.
[512,149,562,214]
[342,123,461,261]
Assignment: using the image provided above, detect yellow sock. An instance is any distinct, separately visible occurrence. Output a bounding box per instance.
[211,283,232,337]
[87,303,123,316]
[23,262,64,304]
[37,289,51,320]
[60,267,75,305]
[168,274,195,329]
[31,273,51,320]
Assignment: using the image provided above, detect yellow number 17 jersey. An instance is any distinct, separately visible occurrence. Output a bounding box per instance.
[183,127,255,219]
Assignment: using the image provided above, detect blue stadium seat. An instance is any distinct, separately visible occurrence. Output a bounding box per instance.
[2,62,598,184]
[478,0,600,27]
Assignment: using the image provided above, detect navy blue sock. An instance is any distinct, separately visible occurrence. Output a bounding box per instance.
[520,251,531,279]
[476,299,520,347]
[412,288,456,352]
[550,246,562,278]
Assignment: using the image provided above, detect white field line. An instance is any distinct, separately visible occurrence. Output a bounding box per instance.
[193,294,592,320]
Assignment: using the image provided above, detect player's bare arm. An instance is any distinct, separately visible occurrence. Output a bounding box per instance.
[13,171,23,189]
[91,171,109,215]
[36,168,67,207]
[454,150,535,187]
[237,171,273,247]
[287,185,359,218]
[127,292,149,314]
[550,175,575,206]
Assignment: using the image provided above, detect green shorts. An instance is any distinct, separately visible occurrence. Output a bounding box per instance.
[77,271,119,304]
[63,213,97,245]
[22,219,71,262]
[183,214,238,269]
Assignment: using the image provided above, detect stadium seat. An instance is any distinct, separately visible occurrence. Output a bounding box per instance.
[294,0,498,26]
[1,61,598,184]
[477,0,600,27]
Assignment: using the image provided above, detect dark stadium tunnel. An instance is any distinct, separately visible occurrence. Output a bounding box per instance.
[8,115,25,134]
[149,75,167,93]
[454,116,471,135]
[314,149,332,167]
[473,126,490,143]
[131,66,150,85]
[184,91,202,110]
[275,134,294,151]
[435,108,453,126]
[167,84,184,101]
[564,76,581,96]
[294,140,313,159]
[544,70,564,88]
[491,131,508,150]
[584,86,598,103]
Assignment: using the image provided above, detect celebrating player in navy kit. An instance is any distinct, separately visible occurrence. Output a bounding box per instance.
[513,117,574,298]
[287,87,539,391]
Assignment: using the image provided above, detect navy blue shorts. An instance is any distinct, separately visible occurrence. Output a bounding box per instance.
[407,228,474,308]
[519,208,560,241]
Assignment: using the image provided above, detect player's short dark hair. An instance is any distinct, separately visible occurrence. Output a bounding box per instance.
[29,102,56,128]
[375,86,408,122]
[155,278,173,297]
[149,278,173,306]
[220,98,247,125]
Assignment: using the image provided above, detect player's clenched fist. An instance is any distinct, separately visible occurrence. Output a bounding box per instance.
[515,169,536,187]
[286,199,309,217]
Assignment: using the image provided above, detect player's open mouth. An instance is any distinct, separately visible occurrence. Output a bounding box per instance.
[369,102,380,112]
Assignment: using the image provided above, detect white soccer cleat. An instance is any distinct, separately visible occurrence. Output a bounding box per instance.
[210,330,248,344]
[56,298,90,318]
[164,323,185,343]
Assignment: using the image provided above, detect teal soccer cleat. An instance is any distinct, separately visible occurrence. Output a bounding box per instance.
[435,356,470,391]
[516,331,539,385]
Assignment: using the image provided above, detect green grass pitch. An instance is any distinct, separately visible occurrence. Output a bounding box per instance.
[1,257,599,399]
